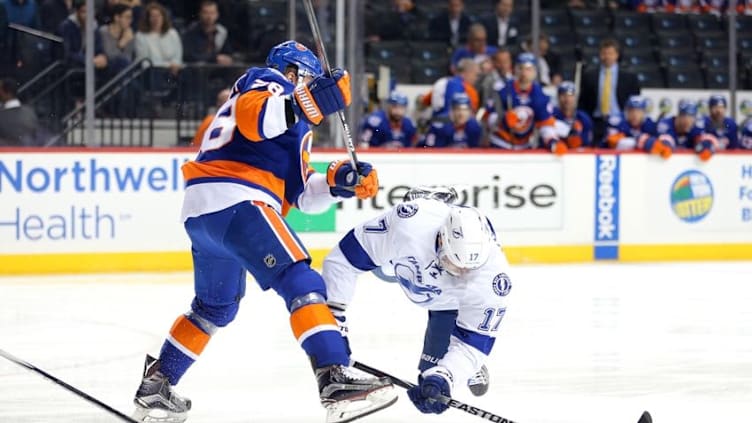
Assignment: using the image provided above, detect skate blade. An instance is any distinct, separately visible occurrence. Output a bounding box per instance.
[325,385,398,423]
[132,406,188,423]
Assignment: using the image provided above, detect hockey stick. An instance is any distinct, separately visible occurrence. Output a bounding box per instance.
[0,348,139,423]
[302,0,360,170]
[353,361,653,423]
[353,360,517,422]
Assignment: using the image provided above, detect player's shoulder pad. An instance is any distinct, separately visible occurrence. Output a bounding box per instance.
[608,114,623,126]
[235,67,295,96]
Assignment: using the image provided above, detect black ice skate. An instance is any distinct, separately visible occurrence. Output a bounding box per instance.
[132,355,191,423]
[316,364,398,423]
[467,364,490,396]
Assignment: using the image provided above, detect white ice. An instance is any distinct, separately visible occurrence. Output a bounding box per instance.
[1,262,752,423]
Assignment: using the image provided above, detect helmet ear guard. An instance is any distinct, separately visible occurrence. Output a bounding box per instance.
[437,207,493,276]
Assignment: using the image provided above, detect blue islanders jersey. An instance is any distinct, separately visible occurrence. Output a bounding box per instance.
[424,76,480,118]
[487,79,556,149]
[739,120,752,150]
[604,114,657,149]
[703,116,738,150]
[181,67,314,220]
[552,107,593,148]
[359,109,417,148]
[655,117,708,149]
[420,118,482,148]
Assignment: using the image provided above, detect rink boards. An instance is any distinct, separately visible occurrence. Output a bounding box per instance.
[0,149,750,274]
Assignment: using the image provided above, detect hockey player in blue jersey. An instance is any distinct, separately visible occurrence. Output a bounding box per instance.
[739,120,752,150]
[419,92,482,148]
[132,40,395,423]
[703,94,738,150]
[485,52,562,154]
[552,81,593,149]
[322,187,512,415]
[604,95,658,152]
[358,91,417,148]
[654,99,720,161]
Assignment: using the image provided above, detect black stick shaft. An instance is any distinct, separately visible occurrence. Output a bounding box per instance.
[353,361,518,423]
[301,0,359,170]
[0,348,139,423]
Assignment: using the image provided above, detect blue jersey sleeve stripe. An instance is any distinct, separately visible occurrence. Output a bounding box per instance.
[338,230,377,271]
[451,325,496,355]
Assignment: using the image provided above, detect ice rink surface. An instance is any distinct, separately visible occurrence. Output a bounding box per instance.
[1,261,752,423]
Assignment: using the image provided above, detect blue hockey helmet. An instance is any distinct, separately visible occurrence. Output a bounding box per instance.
[515,52,537,67]
[625,95,647,110]
[557,81,576,95]
[678,99,697,116]
[387,91,409,107]
[266,40,323,78]
[708,94,727,108]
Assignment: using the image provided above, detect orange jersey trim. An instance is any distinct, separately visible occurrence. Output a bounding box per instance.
[462,81,480,111]
[170,315,210,356]
[191,114,213,147]
[535,116,556,128]
[182,160,285,202]
[290,303,337,341]
[255,202,307,262]
[236,90,273,142]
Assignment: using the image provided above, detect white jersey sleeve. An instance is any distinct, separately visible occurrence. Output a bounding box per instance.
[437,250,512,386]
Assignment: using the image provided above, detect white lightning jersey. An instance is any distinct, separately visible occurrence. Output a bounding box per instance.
[323,198,512,386]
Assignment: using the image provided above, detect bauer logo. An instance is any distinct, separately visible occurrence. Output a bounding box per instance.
[670,170,714,223]
[594,155,620,260]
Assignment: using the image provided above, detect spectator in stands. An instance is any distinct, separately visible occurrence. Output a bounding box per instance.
[99,4,134,73]
[654,99,719,161]
[39,0,70,33]
[450,24,497,72]
[485,53,561,153]
[628,0,672,12]
[191,87,230,146]
[0,78,40,146]
[522,33,561,87]
[479,47,513,105]
[58,0,108,70]
[578,38,640,144]
[135,2,182,74]
[419,92,481,148]
[483,0,519,49]
[675,0,701,13]
[371,0,425,42]
[552,81,592,149]
[96,0,119,25]
[182,0,232,65]
[3,0,39,28]
[428,0,472,48]
[739,120,752,149]
[703,94,738,150]
[421,57,480,118]
[603,95,656,150]
[359,91,417,149]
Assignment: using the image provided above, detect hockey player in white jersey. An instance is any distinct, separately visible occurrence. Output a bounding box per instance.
[322,187,512,415]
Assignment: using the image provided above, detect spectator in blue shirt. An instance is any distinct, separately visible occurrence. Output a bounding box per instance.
[3,0,39,28]
[359,91,417,148]
[450,23,497,73]
[58,0,107,69]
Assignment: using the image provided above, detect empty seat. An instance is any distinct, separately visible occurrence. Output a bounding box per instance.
[540,9,572,31]
[696,32,728,52]
[659,49,698,68]
[367,41,410,61]
[630,65,665,88]
[613,11,651,32]
[576,28,606,50]
[409,42,450,65]
[411,65,448,85]
[739,36,752,50]
[657,31,695,50]
[616,30,653,50]
[687,14,721,34]
[652,13,686,32]
[702,51,729,69]
[725,15,752,35]
[569,9,610,30]
[579,46,601,68]
[622,50,657,67]
[546,30,577,56]
[705,70,729,89]
[559,61,577,82]
[666,67,705,89]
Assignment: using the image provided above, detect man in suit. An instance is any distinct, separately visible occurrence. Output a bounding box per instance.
[428,0,473,48]
[578,38,640,143]
[0,78,40,146]
[483,0,519,49]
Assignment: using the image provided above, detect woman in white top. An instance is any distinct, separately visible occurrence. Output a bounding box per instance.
[135,2,182,75]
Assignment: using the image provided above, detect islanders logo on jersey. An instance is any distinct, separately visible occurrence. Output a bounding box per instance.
[670,170,714,223]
